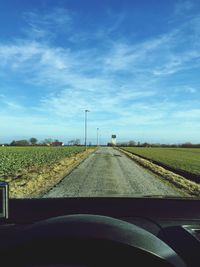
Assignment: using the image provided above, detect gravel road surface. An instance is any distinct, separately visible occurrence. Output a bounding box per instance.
[44,147,183,197]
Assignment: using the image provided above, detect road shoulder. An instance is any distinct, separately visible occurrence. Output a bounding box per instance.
[118,147,200,197]
[10,148,96,198]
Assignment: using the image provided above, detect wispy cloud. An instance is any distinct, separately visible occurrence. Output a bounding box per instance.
[22,7,73,41]
[175,86,197,94]
[175,109,200,119]
[0,95,24,111]
[103,17,200,76]
[174,0,195,15]
[0,3,200,143]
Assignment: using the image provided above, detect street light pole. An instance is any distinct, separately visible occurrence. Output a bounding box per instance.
[97,128,99,146]
[85,110,89,148]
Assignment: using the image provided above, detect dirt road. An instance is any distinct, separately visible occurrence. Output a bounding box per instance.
[44,147,183,197]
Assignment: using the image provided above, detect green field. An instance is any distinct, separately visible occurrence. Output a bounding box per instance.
[0,146,85,181]
[122,147,200,179]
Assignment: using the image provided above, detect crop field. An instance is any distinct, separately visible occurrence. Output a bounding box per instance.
[122,147,200,182]
[0,146,86,181]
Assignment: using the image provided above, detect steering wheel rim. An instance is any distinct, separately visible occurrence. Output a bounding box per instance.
[4,214,186,267]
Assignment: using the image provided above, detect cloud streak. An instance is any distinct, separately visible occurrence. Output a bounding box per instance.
[0,3,199,143]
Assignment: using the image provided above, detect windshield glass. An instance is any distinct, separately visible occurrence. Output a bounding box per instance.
[0,0,199,199]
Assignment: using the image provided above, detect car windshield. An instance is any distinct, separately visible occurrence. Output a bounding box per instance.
[0,0,199,199]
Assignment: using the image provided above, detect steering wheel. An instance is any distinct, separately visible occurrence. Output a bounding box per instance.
[4,214,186,267]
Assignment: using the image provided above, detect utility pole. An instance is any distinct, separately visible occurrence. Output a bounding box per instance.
[97,128,99,146]
[85,110,90,149]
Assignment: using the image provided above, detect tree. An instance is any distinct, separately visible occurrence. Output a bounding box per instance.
[68,139,80,146]
[68,140,74,146]
[142,142,150,147]
[10,140,16,146]
[74,139,80,145]
[29,137,38,145]
[181,142,192,148]
[10,140,29,146]
[41,138,52,145]
[128,140,136,146]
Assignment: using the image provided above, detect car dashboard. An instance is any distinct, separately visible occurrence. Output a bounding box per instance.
[0,197,200,267]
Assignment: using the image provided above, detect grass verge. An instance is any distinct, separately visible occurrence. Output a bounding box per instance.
[9,148,96,198]
[118,148,200,197]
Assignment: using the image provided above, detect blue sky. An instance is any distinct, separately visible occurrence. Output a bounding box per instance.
[0,0,200,144]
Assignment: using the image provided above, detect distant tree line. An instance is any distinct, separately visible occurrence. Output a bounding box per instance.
[1,138,199,148]
[68,139,81,146]
[115,141,200,148]
[10,138,38,146]
[0,137,83,146]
